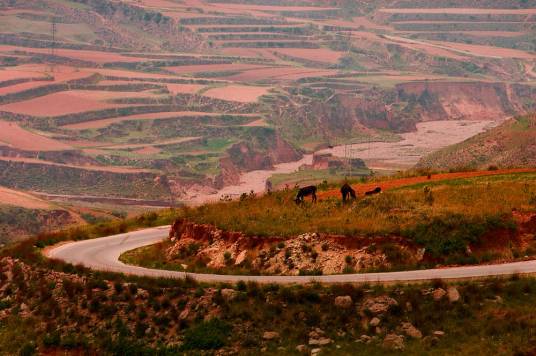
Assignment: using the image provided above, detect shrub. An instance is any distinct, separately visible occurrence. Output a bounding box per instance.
[18,342,36,356]
[114,282,123,294]
[181,319,230,350]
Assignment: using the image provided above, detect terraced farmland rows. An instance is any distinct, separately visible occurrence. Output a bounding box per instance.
[0,0,535,244]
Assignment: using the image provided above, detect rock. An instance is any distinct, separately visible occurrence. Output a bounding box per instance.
[375,327,383,335]
[383,333,405,350]
[235,250,247,265]
[309,337,332,346]
[362,295,398,315]
[179,308,190,320]
[422,335,440,347]
[296,344,307,353]
[308,329,324,339]
[334,295,353,309]
[405,301,413,312]
[263,331,280,340]
[432,288,447,301]
[136,289,149,299]
[400,322,422,339]
[369,317,381,327]
[19,303,30,318]
[311,348,321,356]
[433,331,445,337]
[359,335,372,344]
[221,288,238,301]
[447,287,460,302]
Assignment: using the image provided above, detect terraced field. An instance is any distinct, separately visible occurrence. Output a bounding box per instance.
[0,0,535,241]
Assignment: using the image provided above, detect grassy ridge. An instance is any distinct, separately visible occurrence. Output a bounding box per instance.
[183,172,536,237]
[418,115,536,170]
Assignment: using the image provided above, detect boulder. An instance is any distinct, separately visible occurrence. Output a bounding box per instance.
[221,288,238,301]
[235,250,247,265]
[334,295,353,309]
[362,295,398,315]
[263,331,280,340]
[382,333,405,350]
[400,322,422,339]
[295,344,307,353]
[359,335,372,344]
[369,317,381,327]
[432,288,447,301]
[447,287,460,302]
[309,337,332,346]
[311,348,322,356]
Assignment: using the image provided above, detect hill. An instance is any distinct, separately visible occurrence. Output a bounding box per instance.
[417,114,536,170]
[2,170,536,355]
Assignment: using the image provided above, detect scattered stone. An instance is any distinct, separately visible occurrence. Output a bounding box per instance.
[422,335,440,347]
[179,308,189,320]
[447,287,460,302]
[311,348,321,356]
[308,328,324,339]
[400,322,422,339]
[362,295,398,315]
[432,288,447,301]
[19,303,30,318]
[375,327,383,335]
[235,250,247,265]
[221,288,238,301]
[136,289,149,299]
[334,295,353,309]
[296,344,307,353]
[383,333,405,350]
[359,335,372,344]
[405,301,413,312]
[263,331,280,340]
[369,317,381,327]
[309,337,332,346]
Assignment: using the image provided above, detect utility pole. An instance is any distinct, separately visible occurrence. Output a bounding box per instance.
[49,17,57,73]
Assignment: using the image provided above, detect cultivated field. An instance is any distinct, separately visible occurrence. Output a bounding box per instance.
[0,0,534,224]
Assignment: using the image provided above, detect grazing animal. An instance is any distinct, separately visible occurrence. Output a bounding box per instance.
[295,185,317,204]
[365,187,382,196]
[341,183,356,203]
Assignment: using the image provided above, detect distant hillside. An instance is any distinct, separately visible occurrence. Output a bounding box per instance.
[417,114,536,170]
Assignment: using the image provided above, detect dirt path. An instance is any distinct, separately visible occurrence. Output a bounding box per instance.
[319,168,536,199]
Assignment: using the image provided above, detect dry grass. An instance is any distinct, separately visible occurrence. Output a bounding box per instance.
[182,172,536,237]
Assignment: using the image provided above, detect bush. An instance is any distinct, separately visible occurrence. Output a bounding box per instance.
[403,214,512,260]
[181,319,230,350]
[18,342,36,356]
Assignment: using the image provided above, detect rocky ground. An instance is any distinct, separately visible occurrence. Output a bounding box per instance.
[166,219,424,275]
[4,253,536,355]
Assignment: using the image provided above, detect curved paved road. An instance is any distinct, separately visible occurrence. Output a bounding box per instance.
[45,227,536,284]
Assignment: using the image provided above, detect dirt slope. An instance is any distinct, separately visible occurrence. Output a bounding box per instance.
[417,115,536,170]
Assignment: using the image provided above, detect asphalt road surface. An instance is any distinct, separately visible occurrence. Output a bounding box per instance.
[45,227,536,284]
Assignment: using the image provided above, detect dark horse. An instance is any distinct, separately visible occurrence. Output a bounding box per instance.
[365,187,382,196]
[341,183,356,203]
[295,185,317,204]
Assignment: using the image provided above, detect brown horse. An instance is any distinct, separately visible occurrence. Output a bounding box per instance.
[341,183,356,203]
[295,185,317,204]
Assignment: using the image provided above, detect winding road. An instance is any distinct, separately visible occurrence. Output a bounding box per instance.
[45,227,536,285]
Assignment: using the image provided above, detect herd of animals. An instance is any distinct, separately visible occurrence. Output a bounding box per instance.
[294,183,382,204]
